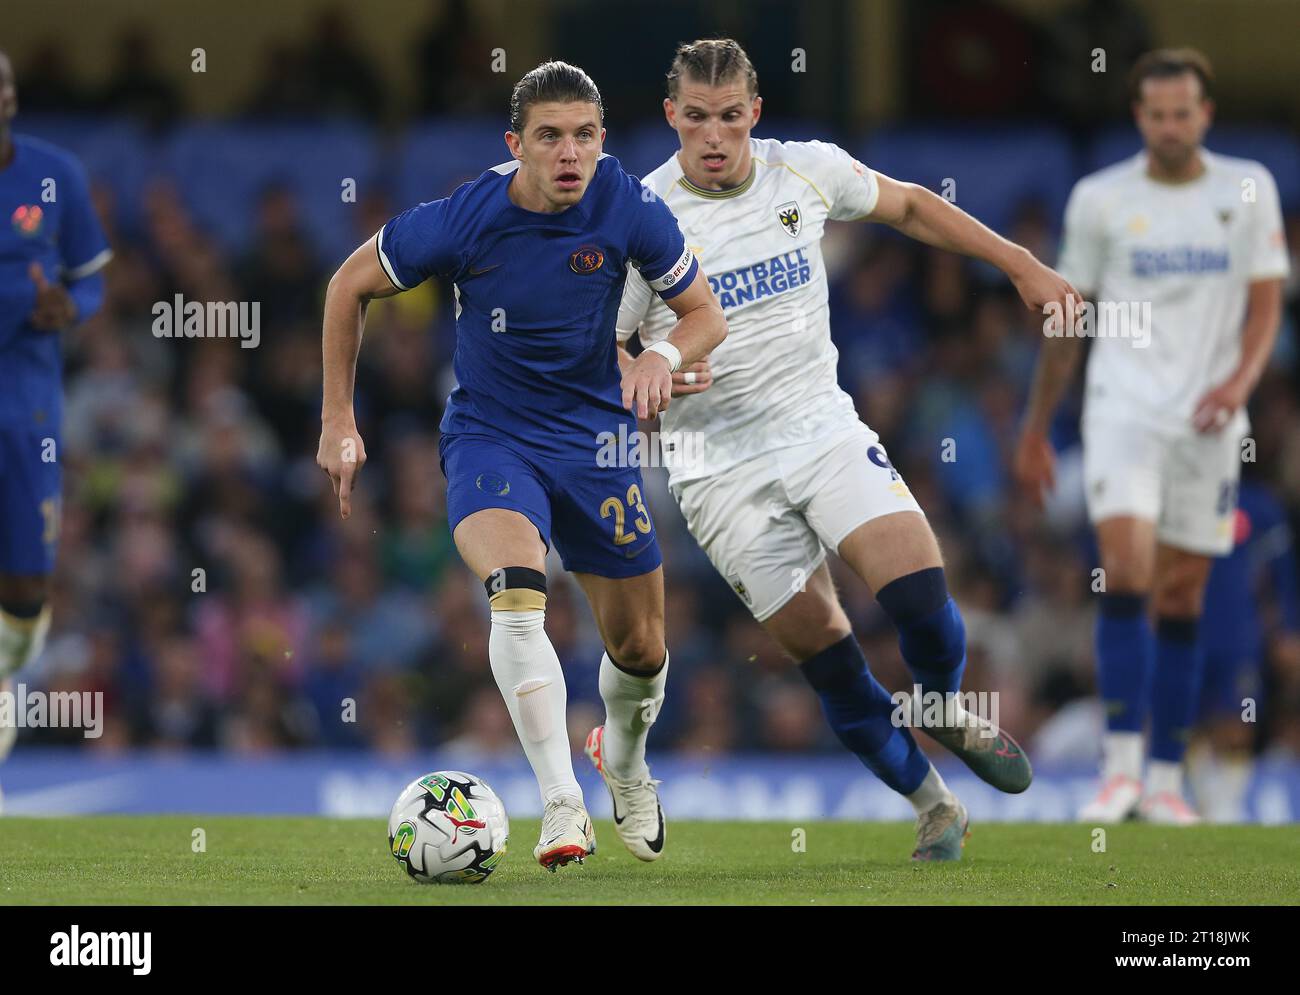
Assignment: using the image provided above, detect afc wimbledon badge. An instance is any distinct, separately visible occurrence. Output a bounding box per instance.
[776,201,802,238]
[729,575,753,607]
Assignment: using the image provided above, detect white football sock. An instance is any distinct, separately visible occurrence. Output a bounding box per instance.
[598,650,667,780]
[0,606,51,680]
[1101,731,1144,782]
[489,609,580,805]
[1207,754,1253,823]
[1145,758,1184,796]
[907,764,955,815]
[1186,742,1213,807]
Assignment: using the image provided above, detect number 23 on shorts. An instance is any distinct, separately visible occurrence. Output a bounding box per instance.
[601,483,652,546]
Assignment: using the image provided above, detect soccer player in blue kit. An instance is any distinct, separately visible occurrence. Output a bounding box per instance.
[0,50,112,796]
[1191,479,1300,821]
[317,62,726,870]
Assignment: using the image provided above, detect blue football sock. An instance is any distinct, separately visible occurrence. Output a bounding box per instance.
[799,634,931,795]
[1095,592,1152,733]
[1150,616,1203,763]
[875,567,966,696]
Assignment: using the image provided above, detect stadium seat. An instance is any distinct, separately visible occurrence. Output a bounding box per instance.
[611,121,681,179]
[164,120,383,262]
[751,116,844,147]
[393,118,511,207]
[26,114,1292,269]
[857,126,1078,234]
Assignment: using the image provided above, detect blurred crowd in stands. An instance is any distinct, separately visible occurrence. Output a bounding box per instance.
[11,1,1300,766]
[16,2,507,129]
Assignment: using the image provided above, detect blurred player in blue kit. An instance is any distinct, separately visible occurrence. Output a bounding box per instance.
[317,62,726,870]
[1189,479,1300,821]
[0,50,112,799]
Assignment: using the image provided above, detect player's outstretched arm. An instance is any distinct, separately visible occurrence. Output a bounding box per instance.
[867,172,1081,317]
[620,268,725,419]
[867,171,1088,508]
[318,233,401,519]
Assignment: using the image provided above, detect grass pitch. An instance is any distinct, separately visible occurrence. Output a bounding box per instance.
[1,817,1297,905]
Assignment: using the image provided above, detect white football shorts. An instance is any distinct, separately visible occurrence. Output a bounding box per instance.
[1082,414,1244,556]
[670,420,924,621]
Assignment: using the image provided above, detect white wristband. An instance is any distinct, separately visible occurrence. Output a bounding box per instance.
[645,340,682,373]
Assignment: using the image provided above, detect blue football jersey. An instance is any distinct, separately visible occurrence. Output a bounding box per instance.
[377,154,697,462]
[0,135,112,428]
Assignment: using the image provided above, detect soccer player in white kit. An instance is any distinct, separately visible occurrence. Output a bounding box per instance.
[598,39,1079,861]
[1015,49,1289,824]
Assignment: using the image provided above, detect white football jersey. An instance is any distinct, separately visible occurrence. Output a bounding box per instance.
[617,137,879,484]
[1057,150,1290,436]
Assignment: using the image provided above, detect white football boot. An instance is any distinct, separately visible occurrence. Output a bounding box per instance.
[1139,791,1203,825]
[1078,774,1143,823]
[533,795,596,871]
[912,799,970,862]
[585,725,665,861]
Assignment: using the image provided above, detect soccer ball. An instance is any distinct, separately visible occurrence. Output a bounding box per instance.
[388,771,509,884]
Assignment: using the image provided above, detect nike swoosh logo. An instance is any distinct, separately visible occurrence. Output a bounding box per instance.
[467,263,501,276]
[644,805,664,853]
[609,787,626,825]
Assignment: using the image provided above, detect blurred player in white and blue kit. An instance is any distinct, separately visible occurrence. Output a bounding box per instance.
[1017,49,1290,823]
[615,39,1080,860]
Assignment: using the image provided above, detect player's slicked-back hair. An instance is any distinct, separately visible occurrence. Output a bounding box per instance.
[1129,48,1214,102]
[510,61,604,133]
[666,38,759,101]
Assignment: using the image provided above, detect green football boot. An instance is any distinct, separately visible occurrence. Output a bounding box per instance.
[925,709,1034,794]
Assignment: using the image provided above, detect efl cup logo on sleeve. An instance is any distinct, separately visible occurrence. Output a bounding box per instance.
[655,246,694,290]
[776,201,802,238]
[11,204,44,237]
